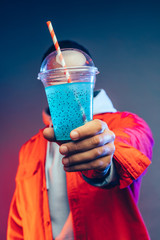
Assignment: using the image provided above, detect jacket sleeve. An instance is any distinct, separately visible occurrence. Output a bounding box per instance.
[7,189,24,239]
[7,145,25,240]
[107,112,154,188]
[82,112,154,189]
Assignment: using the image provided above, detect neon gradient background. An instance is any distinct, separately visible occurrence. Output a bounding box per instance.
[0,1,160,239]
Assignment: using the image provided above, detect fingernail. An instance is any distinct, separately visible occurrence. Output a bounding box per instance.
[70,130,79,140]
[64,166,69,172]
[62,158,69,166]
[60,146,68,155]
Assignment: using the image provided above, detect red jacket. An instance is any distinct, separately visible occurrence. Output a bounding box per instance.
[7,112,153,240]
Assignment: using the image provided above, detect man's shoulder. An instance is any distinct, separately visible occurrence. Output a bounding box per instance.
[94,111,140,119]
[93,111,134,122]
[94,111,150,130]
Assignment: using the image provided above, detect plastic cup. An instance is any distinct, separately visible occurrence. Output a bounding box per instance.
[38,48,99,141]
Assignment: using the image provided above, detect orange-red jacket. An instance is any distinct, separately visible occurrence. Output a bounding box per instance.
[7,112,153,240]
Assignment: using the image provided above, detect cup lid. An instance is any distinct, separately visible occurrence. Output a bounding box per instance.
[38,48,99,79]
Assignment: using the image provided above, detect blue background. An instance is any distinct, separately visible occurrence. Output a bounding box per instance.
[0,1,160,239]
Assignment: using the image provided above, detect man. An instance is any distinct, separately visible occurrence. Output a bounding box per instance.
[7,40,154,240]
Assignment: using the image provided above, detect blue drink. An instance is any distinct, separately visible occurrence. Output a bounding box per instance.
[45,82,94,141]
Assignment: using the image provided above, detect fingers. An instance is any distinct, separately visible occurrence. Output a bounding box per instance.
[59,119,115,172]
[43,119,116,173]
[62,141,115,171]
[63,155,113,172]
[59,128,115,155]
[43,127,55,141]
[70,119,108,141]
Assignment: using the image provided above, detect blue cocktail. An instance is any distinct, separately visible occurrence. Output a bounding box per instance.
[45,82,94,140]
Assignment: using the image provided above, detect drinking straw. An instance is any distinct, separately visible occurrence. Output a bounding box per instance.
[46,21,87,123]
[46,21,71,83]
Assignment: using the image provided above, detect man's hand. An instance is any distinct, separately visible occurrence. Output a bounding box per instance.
[43,119,115,173]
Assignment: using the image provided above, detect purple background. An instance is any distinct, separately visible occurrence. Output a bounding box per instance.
[1,1,160,239]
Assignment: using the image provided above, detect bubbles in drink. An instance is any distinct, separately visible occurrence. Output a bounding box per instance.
[45,82,93,140]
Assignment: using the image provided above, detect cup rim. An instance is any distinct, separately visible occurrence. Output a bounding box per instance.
[38,66,99,80]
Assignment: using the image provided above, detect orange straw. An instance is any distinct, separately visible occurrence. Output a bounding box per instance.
[46,21,71,83]
[46,21,87,123]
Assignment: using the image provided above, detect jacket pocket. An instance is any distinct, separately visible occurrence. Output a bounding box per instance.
[16,160,41,181]
[15,160,44,214]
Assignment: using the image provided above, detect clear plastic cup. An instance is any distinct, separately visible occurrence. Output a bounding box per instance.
[38,48,99,141]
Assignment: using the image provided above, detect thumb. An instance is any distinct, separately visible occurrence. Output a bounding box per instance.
[43,127,55,142]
